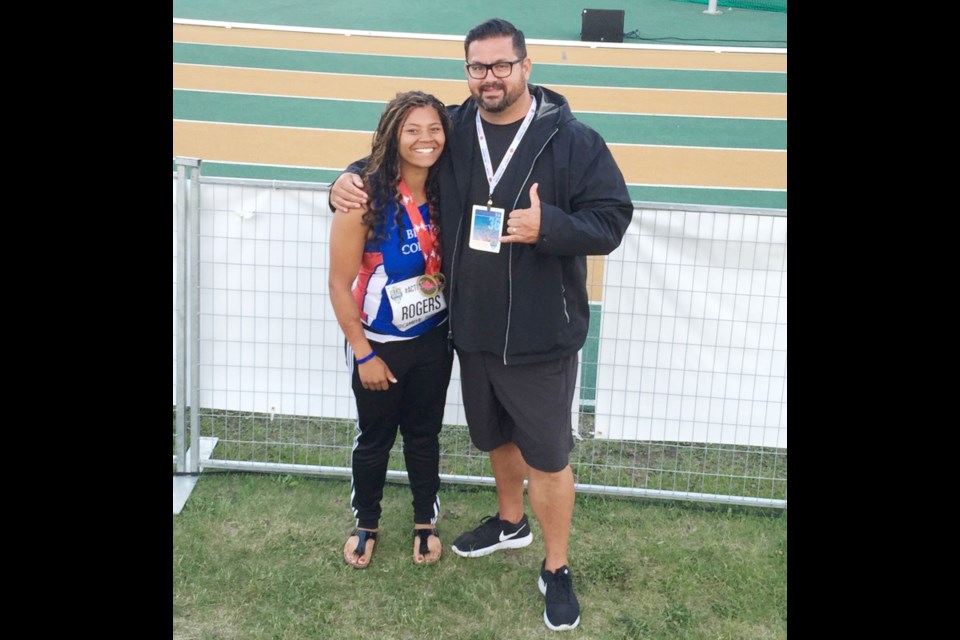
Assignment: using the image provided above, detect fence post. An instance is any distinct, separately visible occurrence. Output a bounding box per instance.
[174,157,201,473]
[188,158,203,473]
[703,0,723,14]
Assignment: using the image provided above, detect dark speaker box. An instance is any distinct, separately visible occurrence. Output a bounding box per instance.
[581,9,625,43]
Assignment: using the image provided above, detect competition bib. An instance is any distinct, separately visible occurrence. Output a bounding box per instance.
[387,275,447,331]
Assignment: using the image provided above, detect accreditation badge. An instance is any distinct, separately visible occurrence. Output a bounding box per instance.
[387,275,447,332]
[469,204,505,253]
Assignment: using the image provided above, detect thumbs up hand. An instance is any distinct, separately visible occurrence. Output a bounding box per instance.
[500,183,541,244]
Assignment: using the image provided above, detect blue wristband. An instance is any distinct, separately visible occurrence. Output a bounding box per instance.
[355,351,377,365]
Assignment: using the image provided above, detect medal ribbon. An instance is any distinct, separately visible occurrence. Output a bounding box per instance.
[475,97,537,206]
[397,178,440,276]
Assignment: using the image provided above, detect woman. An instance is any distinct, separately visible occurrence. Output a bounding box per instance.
[328,91,453,568]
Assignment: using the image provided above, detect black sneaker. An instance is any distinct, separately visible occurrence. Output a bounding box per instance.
[450,513,533,558]
[538,560,581,631]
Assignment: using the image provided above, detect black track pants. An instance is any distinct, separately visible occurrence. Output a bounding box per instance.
[349,323,453,529]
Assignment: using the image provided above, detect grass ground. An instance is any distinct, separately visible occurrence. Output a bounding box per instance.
[173,472,786,639]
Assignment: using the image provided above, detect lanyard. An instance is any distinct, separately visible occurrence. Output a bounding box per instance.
[397,178,440,276]
[475,97,537,207]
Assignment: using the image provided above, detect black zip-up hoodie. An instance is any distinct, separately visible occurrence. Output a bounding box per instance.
[441,84,634,365]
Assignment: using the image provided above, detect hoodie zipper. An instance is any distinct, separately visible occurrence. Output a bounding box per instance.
[447,213,465,350]
[503,127,560,365]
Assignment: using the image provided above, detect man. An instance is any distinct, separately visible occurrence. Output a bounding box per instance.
[330,18,633,631]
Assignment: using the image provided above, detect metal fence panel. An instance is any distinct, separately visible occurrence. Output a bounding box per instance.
[596,208,787,448]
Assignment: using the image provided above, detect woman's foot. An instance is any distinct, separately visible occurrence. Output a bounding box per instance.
[343,528,378,569]
[413,525,441,565]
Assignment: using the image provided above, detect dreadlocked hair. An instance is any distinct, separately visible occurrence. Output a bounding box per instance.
[360,91,451,249]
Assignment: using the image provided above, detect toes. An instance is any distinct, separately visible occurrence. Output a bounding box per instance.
[343,538,360,566]
[413,538,426,564]
[426,536,442,562]
[429,539,442,563]
[344,535,375,568]
[414,533,442,564]
[357,540,375,565]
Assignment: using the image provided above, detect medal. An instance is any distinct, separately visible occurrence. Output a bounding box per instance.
[417,273,446,296]
[417,274,439,296]
[397,179,446,298]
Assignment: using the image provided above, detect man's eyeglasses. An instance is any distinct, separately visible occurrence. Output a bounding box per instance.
[465,59,524,79]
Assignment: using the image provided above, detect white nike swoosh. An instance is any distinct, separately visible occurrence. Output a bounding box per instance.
[499,524,527,542]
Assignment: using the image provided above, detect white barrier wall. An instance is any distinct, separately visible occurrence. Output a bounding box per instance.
[594,208,787,448]
[174,177,785,447]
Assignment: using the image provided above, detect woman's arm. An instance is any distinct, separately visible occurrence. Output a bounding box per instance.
[328,207,397,391]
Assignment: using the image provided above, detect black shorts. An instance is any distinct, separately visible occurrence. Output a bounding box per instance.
[457,350,577,473]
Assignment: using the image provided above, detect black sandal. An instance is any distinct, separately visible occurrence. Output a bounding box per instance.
[344,528,378,569]
[413,528,441,565]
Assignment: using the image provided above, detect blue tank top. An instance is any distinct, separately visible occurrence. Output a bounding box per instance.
[351,199,447,340]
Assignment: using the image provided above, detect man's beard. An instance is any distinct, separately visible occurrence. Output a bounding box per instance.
[472,81,520,113]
